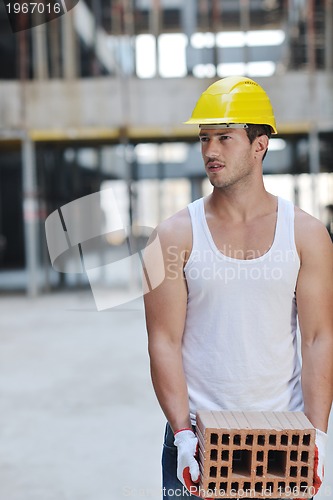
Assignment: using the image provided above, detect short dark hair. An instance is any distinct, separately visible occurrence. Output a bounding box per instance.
[245,124,272,161]
[245,124,272,143]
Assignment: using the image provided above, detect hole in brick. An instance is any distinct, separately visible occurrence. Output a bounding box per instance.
[303,434,311,446]
[232,449,252,477]
[266,482,274,493]
[257,451,264,462]
[289,482,297,490]
[257,435,265,445]
[255,482,263,493]
[290,466,297,477]
[290,450,298,461]
[280,434,288,445]
[219,482,227,493]
[220,466,228,478]
[210,466,217,478]
[221,450,229,461]
[256,465,263,476]
[245,435,253,445]
[267,450,287,477]
[210,433,218,445]
[222,434,230,445]
[301,451,309,462]
[208,482,216,491]
[233,434,241,445]
[243,482,251,490]
[231,482,239,491]
[210,449,218,461]
[269,434,277,445]
[292,434,300,445]
[300,481,308,489]
[263,483,273,496]
[278,482,286,492]
[301,466,308,478]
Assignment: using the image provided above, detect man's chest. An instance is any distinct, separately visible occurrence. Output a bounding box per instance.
[206,215,277,260]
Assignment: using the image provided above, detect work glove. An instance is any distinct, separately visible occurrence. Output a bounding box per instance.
[174,428,201,496]
[313,428,328,495]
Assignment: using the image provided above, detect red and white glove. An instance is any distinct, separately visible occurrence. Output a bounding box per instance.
[313,428,328,495]
[174,428,201,496]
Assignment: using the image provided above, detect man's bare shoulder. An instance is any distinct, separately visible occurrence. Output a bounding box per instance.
[155,207,192,250]
[295,206,332,259]
[295,206,329,236]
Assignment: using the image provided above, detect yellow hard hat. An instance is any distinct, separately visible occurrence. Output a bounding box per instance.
[184,76,277,134]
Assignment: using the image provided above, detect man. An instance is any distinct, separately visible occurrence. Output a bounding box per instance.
[143,76,333,499]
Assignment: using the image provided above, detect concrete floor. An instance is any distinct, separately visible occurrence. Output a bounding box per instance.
[0,289,332,500]
[0,290,165,500]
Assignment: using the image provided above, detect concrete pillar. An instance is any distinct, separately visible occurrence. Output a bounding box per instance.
[291,140,300,206]
[181,0,196,37]
[199,0,209,32]
[61,12,79,78]
[157,147,164,223]
[91,0,102,75]
[49,19,61,78]
[22,136,40,297]
[150,0,161,77]
[309,127,320,218]
[325,0,333,70]
[293,175,300,207]
[212,0,221,69]
[18,30,29,81]
[306,0,316,71]
[181,0,197,74]
[32,25,49,79]
[240,0,250,66]
[191,177,203,202]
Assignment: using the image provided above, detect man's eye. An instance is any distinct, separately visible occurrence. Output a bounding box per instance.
[199,137,209,143]
[219,135,230,141]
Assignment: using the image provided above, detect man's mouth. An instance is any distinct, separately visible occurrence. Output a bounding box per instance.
[206,162,225,171]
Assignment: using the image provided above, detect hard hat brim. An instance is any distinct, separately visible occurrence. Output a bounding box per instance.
[184,118,277,134]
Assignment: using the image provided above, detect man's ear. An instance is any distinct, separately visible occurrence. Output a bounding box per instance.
[255,134,269,158]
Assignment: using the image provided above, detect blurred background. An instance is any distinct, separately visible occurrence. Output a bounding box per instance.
[0,0,333,293]
[0,0,332,499]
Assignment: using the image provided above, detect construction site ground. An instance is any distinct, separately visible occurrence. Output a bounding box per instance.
[0,290,331,500]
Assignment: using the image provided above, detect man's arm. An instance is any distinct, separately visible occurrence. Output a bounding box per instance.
[143,209,192,433]
[295,210,333,432]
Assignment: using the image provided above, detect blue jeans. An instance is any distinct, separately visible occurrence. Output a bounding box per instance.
[162,422,199,499]
[161,422,302,500]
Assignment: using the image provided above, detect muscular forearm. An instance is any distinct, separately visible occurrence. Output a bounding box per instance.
[149,338,191,433]
[301,334,333,432]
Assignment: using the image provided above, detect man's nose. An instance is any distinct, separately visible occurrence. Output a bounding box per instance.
[204,142,220,158]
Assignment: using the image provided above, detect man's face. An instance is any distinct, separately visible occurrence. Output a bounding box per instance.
[199,127,257,190]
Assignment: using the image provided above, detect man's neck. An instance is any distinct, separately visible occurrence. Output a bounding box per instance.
[207,186,276,223]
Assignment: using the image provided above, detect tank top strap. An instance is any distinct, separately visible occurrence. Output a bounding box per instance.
[274,196,297,254]
[186,197,207,251]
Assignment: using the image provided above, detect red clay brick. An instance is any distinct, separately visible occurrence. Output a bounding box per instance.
[196,410,316,498]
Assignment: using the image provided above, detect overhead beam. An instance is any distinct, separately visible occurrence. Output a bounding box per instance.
[0,73,333,137]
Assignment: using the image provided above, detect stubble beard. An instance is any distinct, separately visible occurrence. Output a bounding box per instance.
[208,160,254,190]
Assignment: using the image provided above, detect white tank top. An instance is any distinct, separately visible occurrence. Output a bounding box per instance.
[183,196,303,425]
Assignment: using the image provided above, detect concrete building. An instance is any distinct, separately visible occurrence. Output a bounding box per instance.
[0,0,332,294]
